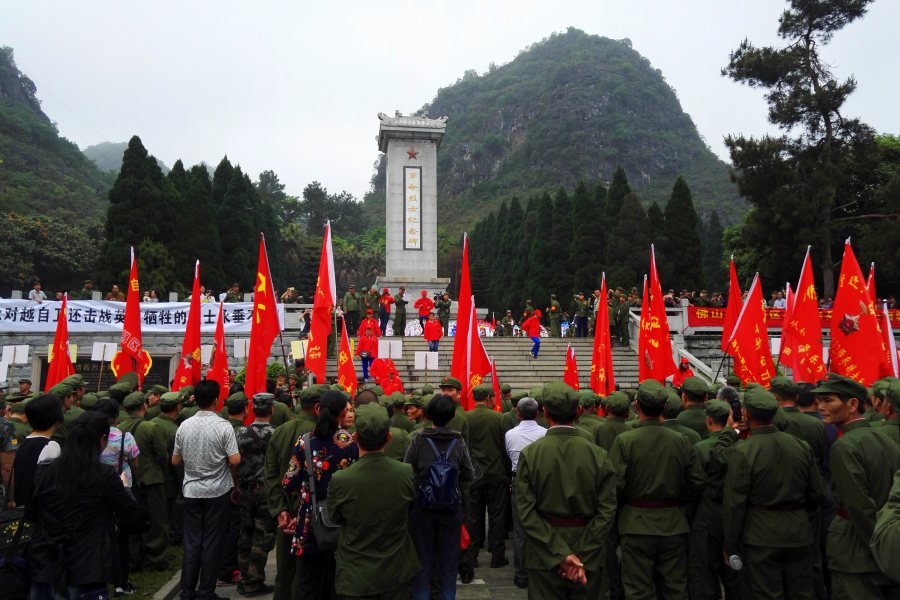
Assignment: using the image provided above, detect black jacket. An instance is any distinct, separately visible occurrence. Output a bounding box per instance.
[404,427,475,507]
[24,463,142,585]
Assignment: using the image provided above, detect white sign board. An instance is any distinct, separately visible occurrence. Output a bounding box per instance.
[290,340,308,360]
[1,345,29,364]
[91,342,117,361]
[414,351,439,370]
[201,344,214,364]
[0,362,9,381]
[234,339,251,359]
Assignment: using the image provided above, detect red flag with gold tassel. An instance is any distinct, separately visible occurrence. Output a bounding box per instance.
[451,234,473,405]
[722,256,742,352]
[784,248,826,383]
[245,234,282,424]
[119,247,149,387]
[464,299,491,411]
[307,223,336,384]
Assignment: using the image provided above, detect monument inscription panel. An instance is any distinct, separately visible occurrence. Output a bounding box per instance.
[404,166,422,251]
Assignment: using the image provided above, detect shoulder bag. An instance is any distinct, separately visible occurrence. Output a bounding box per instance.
[302,433,340,551]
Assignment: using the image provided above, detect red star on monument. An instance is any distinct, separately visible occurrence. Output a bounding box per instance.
[407,147,419,160]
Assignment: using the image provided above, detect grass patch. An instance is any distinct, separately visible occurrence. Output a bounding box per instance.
[110,545,183,598]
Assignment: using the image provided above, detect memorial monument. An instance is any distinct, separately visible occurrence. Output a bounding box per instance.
[374,111,451,298]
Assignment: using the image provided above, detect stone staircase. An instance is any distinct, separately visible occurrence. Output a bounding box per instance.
[324,337,641,392]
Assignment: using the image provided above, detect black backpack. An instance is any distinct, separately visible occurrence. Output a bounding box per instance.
[418,438,460,511]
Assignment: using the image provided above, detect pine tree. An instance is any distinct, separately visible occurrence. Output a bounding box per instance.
[211,156,234,205]
[171,165,226,292]
[702,211,728,292]
[496,197,524,312]
[571,180,604,297]
[217,166,257,287]
[605,167,632,223]
[244,171,288,286]
[647,201,664,244]
[488,203,506,267]
[547,186,574,297]
[606,193,650,289]
[469,256,491,308]
[166,159,191,196]
[523,192,555,312]
[662,176,706,292]
[507,209,537,312]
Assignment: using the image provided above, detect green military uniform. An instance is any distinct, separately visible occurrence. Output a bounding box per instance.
[694,291,712,308]
[9,400,32,441]
[615,296,631,346]
[80,280,93,300]
[263,385,328,600]
[688,401,742,600]
[436,295,452,334]
[393,288,407,336]
[573,296,589,338]
[548,295,562,338]
[438,377,470,448]
[119,392,170,571]
[523,301,534,320]
[144,384,169,422]
[343,287,361,336]
[225,284,242,303]
[501,312,516,337]
[575,391,602,437]
[329,404,419,599]
[608,380,705,600]
[871,380,900,578]
[48,383,83,447]
[676,378,709,440]
[150,392,184,545]
[720,386,827,600]
[460,385,512,575]
[770,377,827,469]
[383,418,410,462]
[358,286,371,328]
[270,401,291,427]
[662,392,702,445]
[392,404,415,433]
[516,382,617,599]
[812,375,900,599]
[235,394,278,594]
[226,392,249,428]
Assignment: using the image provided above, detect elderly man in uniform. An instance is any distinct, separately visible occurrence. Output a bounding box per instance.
[501,310,516,338]
[436,292,452,335]
[393,286,408,337]
[548,295,562,338]
[343,285,361,335]
[676,377,709,440]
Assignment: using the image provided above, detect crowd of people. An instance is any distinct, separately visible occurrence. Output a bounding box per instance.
[4,362,900,600]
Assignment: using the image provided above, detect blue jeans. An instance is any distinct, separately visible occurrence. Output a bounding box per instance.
[361,357,373,379]
[575,316,587,338]
[530,337,541,358]
[410,504,463,600]
[379,313,390,334]
[428,341,439,352]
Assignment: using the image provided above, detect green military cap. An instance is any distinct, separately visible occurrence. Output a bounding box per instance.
[705,400,732,420]
[680,377,709,396]
[361,286,369,292]
[708,383,722,398]
[348,284,356,289]
[872,377,899,399]
[84,279,92,285]
[159,392,182,409]
[550,294,557,299]
[300,384,331,404]
[438,377,462,391]
[528,385,544,401]
[606,391,631,413]
[725,373,742,387]
[884,381,900,411]
[97,391,110,399]
[109,382,132,395]
[48,383,74,398]
[80,393,100,409]
[225,391,249,411]
[812,373,868,401]
[405,395,424,408]
[330,383,345,392]
[500,383,511,394]
[117,372,139,391]
[355,403,391,443]
[541,382,580,415]
[60,374,85,388]
[743,383,779,420]
[701,290,708,294]
[472,384,492,401]
[769,376,799,398]
[123,391,147,409]
[526,300,532,304]
[370,385,385,396]
[597,394,609,409]
[253,393,275,410]
[18,378,32,385]
[178,385,195,402]
[10,398,30,413]
[421,384,434,395]
[663,389,683,418]
[636,379,668,408]
[148,384,168,396]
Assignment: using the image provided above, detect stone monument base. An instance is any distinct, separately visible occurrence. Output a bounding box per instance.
[375,277,451,300]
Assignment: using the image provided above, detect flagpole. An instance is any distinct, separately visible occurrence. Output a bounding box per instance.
[278,331,292,395]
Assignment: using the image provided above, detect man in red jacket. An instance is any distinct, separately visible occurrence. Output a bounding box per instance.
[521,309,543,359]
[379,288,394,335]
[358,309,383,338]
[356,326,379,380]
[423,313,443,352]
[414,291,434,332]
[381,365,404,396]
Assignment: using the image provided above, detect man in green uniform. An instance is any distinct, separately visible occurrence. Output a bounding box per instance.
[234,393,277,597]
[614,295,631,346]
[343,284,360,335]
[392,394,415,432]
[119,392,170,571]
[378,395,410,461]
[9,399,32,440]
[144,384,169,421]
[814,374,900,599]
[573,293,589,338]
[516,381,617,599]
[661,391,702,445]
[871,380,900,578]
[499,383,513,413]
[695,290,712,307]
[436,292,452,335]
[403,395,424,428]
[688,400,741,600]
[177,385,198,423]
[329,404,419,599]
[575,391,602,438]
[225,283,242,303]
[358,286,371,328]
[80,279,94,300]
[460,384,511,579]
[225,392,249,428]
[548,295,562,338]
[676,377,709,440]
[393,286,408,336]
[523,300,534,320]
[608,379,705,600]
[771,376,827,468]
[501,310,516,337]
[872,378,900,443]
[721,384,827,599]
[264,384,328,600]
[438,377,470,447]
[48,382,80,446]
[151,392,184,545]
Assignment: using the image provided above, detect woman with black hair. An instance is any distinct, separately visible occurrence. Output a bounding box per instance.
[282,391,358,600]
[25,411,143,600]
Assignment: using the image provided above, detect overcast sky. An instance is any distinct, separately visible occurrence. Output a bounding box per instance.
[3,0,897,201]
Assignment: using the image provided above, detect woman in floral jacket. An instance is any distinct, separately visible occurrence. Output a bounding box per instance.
[283,391,358,600]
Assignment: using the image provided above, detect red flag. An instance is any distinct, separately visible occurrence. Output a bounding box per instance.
[726,273,776,387]
[830,240,887,385]
[590,273,616,396]
[639,245,676,383]
[120,247,149,387]
[45,294,75,390]
[245,234,282,424]
[490,358,501,412]
[778,283,795,369]
[722,256,742,352]
[207,303,230,410]
[173,261,202,391]
[784,249,826,382]
[464,299,491,411]
[867,263,876,298]
[564,343,580,390]
[451,234,473,403]
[307,222,336,384]
[337,316,358,398]
[881,303,900,378]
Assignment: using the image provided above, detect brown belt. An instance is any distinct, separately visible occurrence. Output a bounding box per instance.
[750,502,804,511]
[239,482,264,490]
[546,517,590,527]
[837,508,849,520]
[627,500,678,509]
